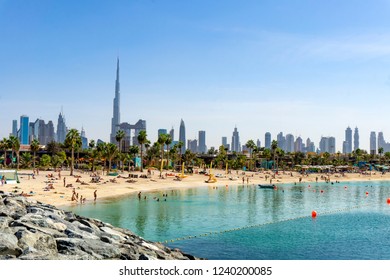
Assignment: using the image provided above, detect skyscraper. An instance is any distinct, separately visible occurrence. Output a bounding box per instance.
[11,120,18,137]
[57,111,67,144]
[19,115,29,145]
[158,129,167,136]
[222,136,229,150]
[265,132,271,149]
[370,131,377,155]
[354,127,359,151]
[277,132,286,151]
[198,130,207,154]
[285,134,294,153]
[231,127,240,152]
[344,126,352,154]
[169,127,174,141]
[256,139,261,148]
[110,58,121,144]
[295,136,303,152]
[179,119,186,154]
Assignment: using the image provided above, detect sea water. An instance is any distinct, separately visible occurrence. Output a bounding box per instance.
[65,181,390,259]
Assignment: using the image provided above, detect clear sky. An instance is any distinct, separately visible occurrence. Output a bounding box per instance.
[1,0,390,151]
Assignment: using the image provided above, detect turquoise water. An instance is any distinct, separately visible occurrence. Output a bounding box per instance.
[65,181,390,259]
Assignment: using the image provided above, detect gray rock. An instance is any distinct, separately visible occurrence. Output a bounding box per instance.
[15,228,57,257]
[0,233,22,257]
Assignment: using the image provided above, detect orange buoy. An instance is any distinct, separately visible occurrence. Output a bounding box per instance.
[387,198,390,204]
[311,211,317,218]
[366,192,369,196]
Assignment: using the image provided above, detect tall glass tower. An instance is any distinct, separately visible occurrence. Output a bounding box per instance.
[110,58,121,143]
[179,119,186,154]
[57,111,67,144]
[354,127,359,151]
[19,115,29,144]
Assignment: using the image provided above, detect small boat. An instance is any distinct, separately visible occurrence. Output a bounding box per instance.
[258,184,276,189]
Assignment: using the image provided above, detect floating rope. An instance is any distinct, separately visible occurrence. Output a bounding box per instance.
[161,202,373,244]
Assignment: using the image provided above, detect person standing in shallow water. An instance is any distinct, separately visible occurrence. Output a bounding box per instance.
[138,192,141,200]
[94,190,97,202]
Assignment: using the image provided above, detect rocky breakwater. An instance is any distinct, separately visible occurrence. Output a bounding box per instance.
[0,192,198,260]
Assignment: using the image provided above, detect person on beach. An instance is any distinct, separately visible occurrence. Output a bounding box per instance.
[63,177,66,187]
[94,190,97,201]
[138,192,141,200]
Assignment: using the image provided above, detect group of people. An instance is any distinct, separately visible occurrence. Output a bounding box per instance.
[71,188,97,203]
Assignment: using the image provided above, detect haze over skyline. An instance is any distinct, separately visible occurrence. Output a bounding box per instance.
[2,0,390,151]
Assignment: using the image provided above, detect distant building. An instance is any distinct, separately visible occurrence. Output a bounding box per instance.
[110,58,121,144]
[11,120,18,137]
[57,111,67,144]
[306,138,315,153]
[179,119,186,154]
[222,136,229,150]
[81,127,88,150]
[231,127,241,152]
[370,131,377,155]
[319,136,336,154]
[198,130,207,154]
[343,126,352,154]
[295,136,303,152]
[19,115,29,144]
[377,132,390,152]
[354,127,359,151]
[286,134,294,153]
[265,132,271,149]
[158,129,167,136]
[256,139,261,148]
[187,139,198,153]
[277,132,286,152]
[169,127,174,141]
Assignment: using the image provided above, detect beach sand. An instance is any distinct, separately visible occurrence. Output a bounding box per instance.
[2,168,390,207]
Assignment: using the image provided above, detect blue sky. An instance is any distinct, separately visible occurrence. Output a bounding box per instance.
[1,0,390,151]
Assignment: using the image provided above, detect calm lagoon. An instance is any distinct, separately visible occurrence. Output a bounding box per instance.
[66,181,390,259]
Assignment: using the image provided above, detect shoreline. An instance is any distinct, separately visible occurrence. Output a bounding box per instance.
[1,168,390,208]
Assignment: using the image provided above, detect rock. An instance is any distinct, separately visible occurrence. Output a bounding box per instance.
[0,233,22,257]
[15,228,57,257]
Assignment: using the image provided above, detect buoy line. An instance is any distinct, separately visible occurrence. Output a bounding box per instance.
[161,202,373,244]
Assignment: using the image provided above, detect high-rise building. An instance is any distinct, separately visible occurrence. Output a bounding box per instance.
[19,115,29,144]
[110,58,121,144]
[265,132,271,149]
[256,139,261,148]
[81,127,88,150]
[354,127,359,151]
[57,112,67,143]
[295,136,303,152]
[306,138,315,153]
[320,136,336,153]
[179,119,186,154]
[370,131,377,155]
[11,120,18,137]
[169,127,174,141]
[285,134,294,153]
[187,139,198,153]
[158,129,167,136]
[343,126,352,154]
[198,130,207,154]
[231,127,240,152]
[222,136,229,150]
[277,132,286,151]
[377,132,390,152]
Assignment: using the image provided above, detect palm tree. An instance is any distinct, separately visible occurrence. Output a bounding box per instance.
[8,136,20,169]
[64,129,81,176]
[104,143,118,172]
[157,134,168,177]
[165,134,172,169]
[137,130,148,172]
[177,141,184,165]
[0,138,9,167]
[20,152,32,168]
[30,139,40,169]
[378,147,384,164]
[89,139,95,150]
[128,145,139,172]
[246,139,256,170]
[271,140,278,170]
[116,130,125,153]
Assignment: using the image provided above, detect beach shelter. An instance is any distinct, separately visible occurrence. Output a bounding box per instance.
[0,170,20,184]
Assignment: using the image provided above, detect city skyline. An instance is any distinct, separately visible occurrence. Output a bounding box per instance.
[2,1,390,151]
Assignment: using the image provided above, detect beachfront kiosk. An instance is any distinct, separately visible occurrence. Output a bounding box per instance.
[0,170,19,184]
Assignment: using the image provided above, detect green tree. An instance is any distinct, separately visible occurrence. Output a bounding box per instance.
[271,140,278,170]
[40,154,51,169]
[64,129,81,176]
[165,135,172,169]
[0,138,10,167]
[20,152,32,168]
[105,143,118,172]
[246,139,256,170]
[128,145,139,171]
[116,130,125,153]
[8,136,20,169]
[157,134,168,177]
[378,147,384,164]
[30,139,40,169]
[137,130,148,172]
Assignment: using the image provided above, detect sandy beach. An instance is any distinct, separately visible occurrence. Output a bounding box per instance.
[2,168,390,207]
